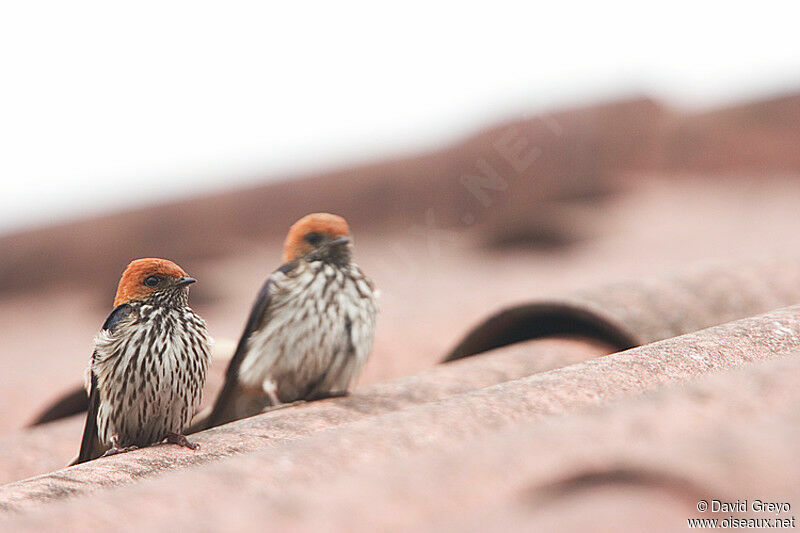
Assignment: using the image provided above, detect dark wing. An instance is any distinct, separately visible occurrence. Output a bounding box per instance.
[72,371,101,465]
[101,303,134,332]
[206,262,295,428]
[71,304,133,465]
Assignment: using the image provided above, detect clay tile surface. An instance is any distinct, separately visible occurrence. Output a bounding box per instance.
[3,92,800,530]
[2,307,800,529]
[446,258,800,359]
[0,337,611,485]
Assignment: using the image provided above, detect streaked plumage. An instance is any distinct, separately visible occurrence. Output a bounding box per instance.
[73,258,212,464]
[206,213,377,428]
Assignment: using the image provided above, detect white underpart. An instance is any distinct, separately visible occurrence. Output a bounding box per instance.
[238,260,377,402]
[91,305,212,448]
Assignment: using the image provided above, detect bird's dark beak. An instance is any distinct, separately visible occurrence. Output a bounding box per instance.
[175,276,197,287]
[328,236,351,247]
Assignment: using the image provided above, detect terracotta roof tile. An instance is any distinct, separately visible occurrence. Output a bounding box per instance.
[6,308,800,530]
[447,259,800,360]
[1,306,798,526]
[0,337,611,486]
[3,92,800,529]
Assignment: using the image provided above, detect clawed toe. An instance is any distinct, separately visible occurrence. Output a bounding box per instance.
[262,400,306,413]
[101,445,138,458]
[102,435,138,458]
[167,433,200,450]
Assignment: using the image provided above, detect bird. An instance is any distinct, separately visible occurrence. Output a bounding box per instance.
[205,213,377,428]
[73,258,212,465]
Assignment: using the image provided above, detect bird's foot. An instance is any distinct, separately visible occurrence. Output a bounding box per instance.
[261,400,306,413]
[308,390,349,401]
[167,432,200,450]
[102,435,138,457]
[101,446,138,458]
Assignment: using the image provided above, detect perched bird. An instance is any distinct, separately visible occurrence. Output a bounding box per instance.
[73,258,212,464]
[206,213,377,428]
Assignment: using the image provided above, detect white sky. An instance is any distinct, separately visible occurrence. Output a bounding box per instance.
[1,1,799,234]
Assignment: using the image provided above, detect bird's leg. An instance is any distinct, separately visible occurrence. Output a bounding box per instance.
[261,378,282,407]
[166,433,200,450]
[267,389,281,406]
[258,378,306,412]
[101,434,139,457]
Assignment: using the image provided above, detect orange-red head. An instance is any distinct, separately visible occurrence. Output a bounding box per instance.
[114,258,196,306]
[283,213,351,264]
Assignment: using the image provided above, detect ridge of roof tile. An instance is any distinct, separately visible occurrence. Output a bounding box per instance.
[2,305,800,524]
[447,259,800,359]
[0,337,611,486]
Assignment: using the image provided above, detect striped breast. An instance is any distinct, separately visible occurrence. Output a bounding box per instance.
[92,304,212,448]
[238,260,377,402]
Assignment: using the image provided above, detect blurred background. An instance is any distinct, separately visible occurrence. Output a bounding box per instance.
[2,1,800,433]
[2,1,800,233]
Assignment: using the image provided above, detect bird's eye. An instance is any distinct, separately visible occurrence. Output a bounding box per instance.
[304,232,322,245]
[144,275,160,287]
